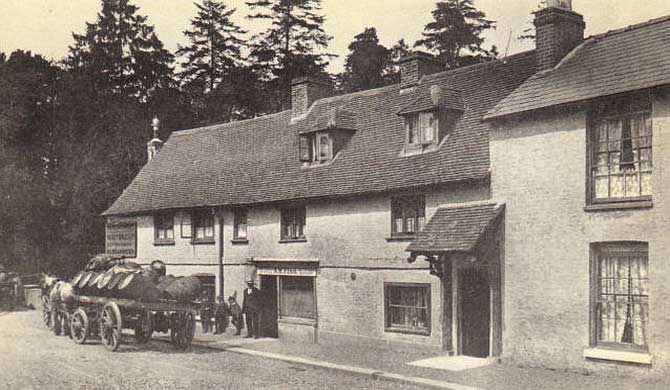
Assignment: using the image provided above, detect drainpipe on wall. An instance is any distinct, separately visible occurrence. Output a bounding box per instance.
[218,214,224,298]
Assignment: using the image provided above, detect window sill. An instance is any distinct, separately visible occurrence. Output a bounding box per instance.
[153,240,175,246]
[583,347,652,365]
[278,238,307,244]
[190,238,215,245]
[385,327,430,337]
[386,235,415,242]
[231,238,249,245]
[278,316,316,326]
[584,200,653,212]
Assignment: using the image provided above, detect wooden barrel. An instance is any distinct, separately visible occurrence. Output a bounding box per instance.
[78,272,93,289]
[98,269,115,289]
[59,283,75,304]
[163,276,202,303]
[107,273,126,290]
[71,271,84,286]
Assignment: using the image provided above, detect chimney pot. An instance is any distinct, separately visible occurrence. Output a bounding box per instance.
[398,51,443,90]
[291,76,333,119]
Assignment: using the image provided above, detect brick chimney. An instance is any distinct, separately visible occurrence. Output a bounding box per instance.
[147,116,163,162]
[398,51,443,90]
[291,77,333,119]
[534,0,585,72]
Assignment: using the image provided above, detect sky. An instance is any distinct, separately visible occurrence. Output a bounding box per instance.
[1,0,669,73]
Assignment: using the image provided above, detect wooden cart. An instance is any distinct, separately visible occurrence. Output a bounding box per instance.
[45,294,197,352]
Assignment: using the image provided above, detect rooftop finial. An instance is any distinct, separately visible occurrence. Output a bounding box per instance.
[151,116,160,139]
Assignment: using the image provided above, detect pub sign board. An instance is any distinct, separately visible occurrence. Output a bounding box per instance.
[105,220,137,258]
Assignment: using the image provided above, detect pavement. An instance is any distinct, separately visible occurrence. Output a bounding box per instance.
[169,321,670,390]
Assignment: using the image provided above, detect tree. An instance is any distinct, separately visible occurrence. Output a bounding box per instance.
[246,0,334,108]
[66,0,174,101]
[415,0,497,68]
[340,27,390,93]
[177,0,246,92]
[517,1,547,41]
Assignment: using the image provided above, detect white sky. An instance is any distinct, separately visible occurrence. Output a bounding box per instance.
[1,0,669,73]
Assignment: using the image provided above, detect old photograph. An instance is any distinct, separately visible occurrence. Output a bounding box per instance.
[1,0,669,389]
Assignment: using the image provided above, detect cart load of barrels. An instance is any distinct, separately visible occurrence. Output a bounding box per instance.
[42,255,202,352]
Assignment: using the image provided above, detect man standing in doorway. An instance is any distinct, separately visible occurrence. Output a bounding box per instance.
[242,279,262,339]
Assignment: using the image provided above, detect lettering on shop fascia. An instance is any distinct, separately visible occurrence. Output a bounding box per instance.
[257,268,317,277]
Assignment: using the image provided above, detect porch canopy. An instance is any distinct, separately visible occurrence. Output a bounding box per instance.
[406,201,504,256]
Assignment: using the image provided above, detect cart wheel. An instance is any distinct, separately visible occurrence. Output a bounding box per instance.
[51,308,62,336]
[70,309,89,344]
[170,311,196,350]
[134,312,153,344]
[99,302,122,352]
[42,296,53,329]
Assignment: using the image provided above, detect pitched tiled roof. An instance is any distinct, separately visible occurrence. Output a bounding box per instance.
[486,16,670,120]
[302,106,358,134]
[397,86,464,116]
[406,202,504,253]
[103,52,536,216]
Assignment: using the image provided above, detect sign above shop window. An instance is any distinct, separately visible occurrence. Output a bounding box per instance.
[257,268,317,277]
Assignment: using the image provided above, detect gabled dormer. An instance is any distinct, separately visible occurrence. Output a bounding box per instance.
[299,106,357,166]
[397,85,464,156]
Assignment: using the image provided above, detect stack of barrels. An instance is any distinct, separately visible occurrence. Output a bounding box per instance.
[68,254,202,303]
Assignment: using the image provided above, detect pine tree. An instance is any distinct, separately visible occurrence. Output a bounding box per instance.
[341,27,390,93]
[246,0,334,108]
[66,0,174,100]
[415,0,497,68]
[177,0,246,92]
[383,39,411,84]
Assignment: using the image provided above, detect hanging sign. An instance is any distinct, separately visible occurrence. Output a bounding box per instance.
[105,221,137,258]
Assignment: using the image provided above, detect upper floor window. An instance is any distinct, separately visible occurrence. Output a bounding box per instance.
[233,209,248,241]
[154,212,174,245]
[391,195,425,236]
[407,112,438,147]
[591,242,648,350]
[192,210,214,244]
[589,95,652,204]
[280,206,306,241]
[300,132,333,164]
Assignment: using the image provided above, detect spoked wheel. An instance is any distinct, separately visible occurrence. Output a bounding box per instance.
[51,307,62,336]
[42,296,52,330]
[99,302,122,352]
[134,311,153,344]
[170,311,196,350]
[70,309,90,344]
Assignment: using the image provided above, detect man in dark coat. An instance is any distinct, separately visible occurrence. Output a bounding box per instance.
[228,292,244,335]
[200,293,213,333]
[242,279,262,338]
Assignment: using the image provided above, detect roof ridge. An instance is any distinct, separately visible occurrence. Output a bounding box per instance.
[172,110,289,137]
[437,199,504,210]
[423,50,536,82]
[589,14,670,41]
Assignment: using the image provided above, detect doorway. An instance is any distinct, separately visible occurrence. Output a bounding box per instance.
[259,275,278,338]
[458,267,490,357]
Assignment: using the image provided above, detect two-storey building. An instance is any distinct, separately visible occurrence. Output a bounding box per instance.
[103,0,670,378]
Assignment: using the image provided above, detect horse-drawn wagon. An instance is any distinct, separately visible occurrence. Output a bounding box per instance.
[42,255,201,352]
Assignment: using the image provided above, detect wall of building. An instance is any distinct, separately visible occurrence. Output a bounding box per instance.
[490,90,670,377]
[113,182,488,349]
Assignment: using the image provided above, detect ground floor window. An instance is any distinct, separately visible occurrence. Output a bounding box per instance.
[279,276,315,319]
[592,242,648,349]
[384,283,430,335]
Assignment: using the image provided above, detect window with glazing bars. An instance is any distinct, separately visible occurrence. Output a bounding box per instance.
[593,242,648,349]
[384,283,430,335]
[590,96,652,202]
[154,213,174,242]
[391,195,425,236]
[281,206,305,240]
[192,210,214,242]
[233,209,248,239]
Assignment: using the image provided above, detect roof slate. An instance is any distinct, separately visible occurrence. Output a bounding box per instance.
[486,16,670,120]
[103,52,537,216]
[397,86,464,115]
[406,202,504,253]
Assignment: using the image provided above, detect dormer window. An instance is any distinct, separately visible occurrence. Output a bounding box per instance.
[300,132,333,163]
[407,112,438,146]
